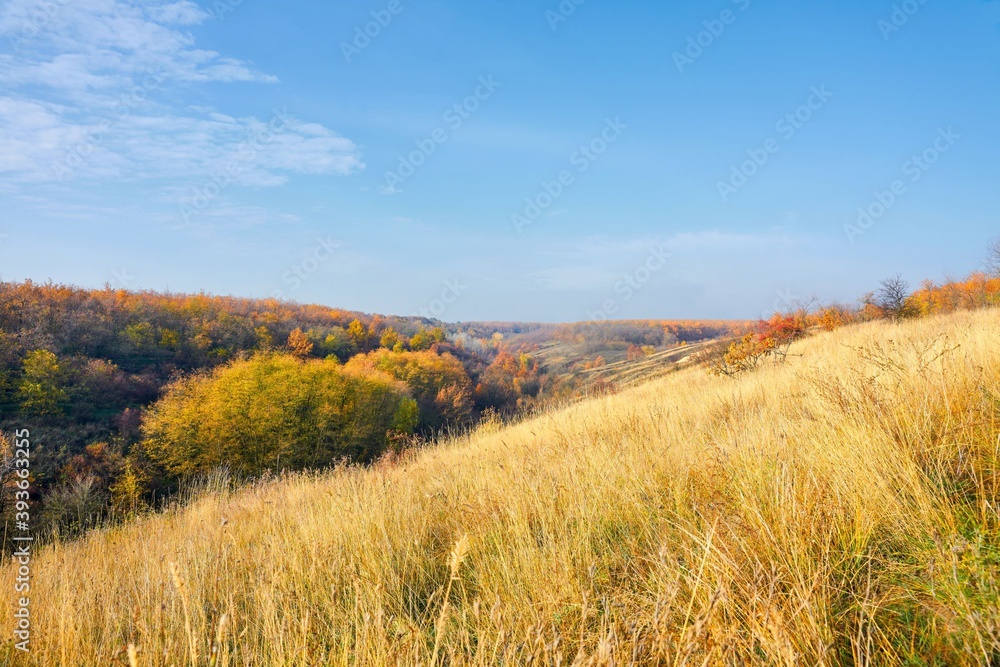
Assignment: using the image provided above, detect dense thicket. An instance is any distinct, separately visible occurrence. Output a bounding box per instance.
[143,354,418,477]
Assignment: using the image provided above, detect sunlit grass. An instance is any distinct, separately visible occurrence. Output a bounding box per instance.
[2,309,998,665]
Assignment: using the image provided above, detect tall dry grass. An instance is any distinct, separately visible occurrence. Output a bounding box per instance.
[2,310,999,666]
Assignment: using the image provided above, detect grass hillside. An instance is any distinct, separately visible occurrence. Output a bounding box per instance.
[3,309,999,666]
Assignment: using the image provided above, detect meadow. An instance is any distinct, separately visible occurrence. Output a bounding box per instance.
[1,308,998,666]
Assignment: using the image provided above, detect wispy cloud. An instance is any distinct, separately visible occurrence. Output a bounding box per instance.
[0,0,362,188]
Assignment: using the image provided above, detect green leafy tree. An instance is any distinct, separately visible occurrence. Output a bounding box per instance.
[18,349,69,416]
[321,328,356,361]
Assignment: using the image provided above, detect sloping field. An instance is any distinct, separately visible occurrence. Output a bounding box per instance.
[527,338,718,391]
[2,310,999,666]
[572,340,715,386]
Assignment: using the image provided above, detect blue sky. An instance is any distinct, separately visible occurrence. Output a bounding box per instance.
[0,0,998,322]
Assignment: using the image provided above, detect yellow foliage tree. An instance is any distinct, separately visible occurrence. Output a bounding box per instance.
[345,349,473,430]
[142,353,418,477]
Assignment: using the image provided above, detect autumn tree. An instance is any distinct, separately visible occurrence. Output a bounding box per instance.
[286,328,314,358]
[408,328,434,352]
[344,349,473,431]
[817,305,849,331]
[474,351,540,412]
[379,327,400,350]
[758,314,806,361]
[0,330,20,418]
[109,459,148,515]
[433,384,474,425]
[347,319,373,352]
[142,353,418,477]
[0,432,15,520]
[60,442,124,488]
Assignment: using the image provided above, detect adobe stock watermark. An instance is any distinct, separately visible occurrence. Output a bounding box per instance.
[546,0,587,31]
[716,85,833,202]
[270,236,340,300]
[176,108,293,225]
[419,279,468,319]
[110,268,136,289]
[878,0,930,40]
[341,0,411,63]
[586,245,671,320]
[5,0,72,53]
[207,0,247,21]
[382,75,501,194]
[512,117,627,234]
[52,69,165,181]
[673,0,752,73]
[844,126,959,244]
[11,428,33,653]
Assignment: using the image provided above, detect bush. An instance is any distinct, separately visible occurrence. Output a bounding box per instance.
[142,353,418,478]
[709,314,806,377]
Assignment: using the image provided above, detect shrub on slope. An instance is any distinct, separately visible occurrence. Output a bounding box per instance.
[142,353,418,477]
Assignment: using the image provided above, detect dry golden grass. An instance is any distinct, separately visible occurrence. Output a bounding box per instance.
[2,309,999,666]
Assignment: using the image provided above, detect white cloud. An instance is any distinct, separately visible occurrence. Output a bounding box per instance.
[0,0,362,190]
[0,97,90,175]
